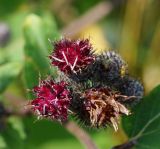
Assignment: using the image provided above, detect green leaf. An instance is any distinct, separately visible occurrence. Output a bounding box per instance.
[23,57,39,98]
[23,14,51,72]
[23,13,59,93]
[41,12,60,45]
[0,0,26,17]
[8,116,26,140]
[1,117,26,149]
[0,37,24,94]
[122,85,160,149]
[0,135,7,149]
[22,117,83,149]
[0,50,7,65]
[5,38,24,63]
[0,62,22,93]
[22,117,119,149]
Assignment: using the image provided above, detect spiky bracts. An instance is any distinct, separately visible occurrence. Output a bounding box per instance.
[81,88,130,130]
[117,76,144,105]
[49,39,95,74]
[30,78,71,123]
[85,51,128,85]
[98,51,128,80]
[29,38,144,131]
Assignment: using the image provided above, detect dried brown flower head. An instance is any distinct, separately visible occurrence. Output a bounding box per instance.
[82,87,130,131]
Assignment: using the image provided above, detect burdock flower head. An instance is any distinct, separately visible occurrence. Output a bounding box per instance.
[89,51,128,86]
[78,87,130,131]
[49,38,95,74]
[28,38,144,132]
[30,78,71,123]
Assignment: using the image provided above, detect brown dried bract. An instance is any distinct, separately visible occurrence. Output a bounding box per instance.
[82,87,130,131]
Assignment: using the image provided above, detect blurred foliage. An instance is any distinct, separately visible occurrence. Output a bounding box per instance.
[0,0,25,16]
[0,0,160,149]
[73,0,101,14]
[23,13,59,98]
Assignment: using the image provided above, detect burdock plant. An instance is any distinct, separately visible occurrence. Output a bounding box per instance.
[29,38,143,131]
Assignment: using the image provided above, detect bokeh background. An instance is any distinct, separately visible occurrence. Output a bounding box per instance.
[0,0,160,149]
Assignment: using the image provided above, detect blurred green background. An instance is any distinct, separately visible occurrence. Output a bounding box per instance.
[0,0,160,149]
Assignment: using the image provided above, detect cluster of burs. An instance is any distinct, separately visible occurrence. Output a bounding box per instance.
[30,38,143,131]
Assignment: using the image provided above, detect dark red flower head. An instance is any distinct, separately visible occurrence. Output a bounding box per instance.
[30,78,71,123]
[49,38,95,74]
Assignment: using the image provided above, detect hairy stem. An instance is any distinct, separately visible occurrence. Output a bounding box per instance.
[61,1,113,37]
[61,0,126,37]
[64,121,98,149]
[112,140,136,149]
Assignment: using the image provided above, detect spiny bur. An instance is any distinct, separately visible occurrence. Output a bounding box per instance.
[28,38,144,131]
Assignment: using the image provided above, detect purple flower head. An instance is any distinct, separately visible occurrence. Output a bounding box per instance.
[49,38,95,74]
[30,78,71,123]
